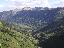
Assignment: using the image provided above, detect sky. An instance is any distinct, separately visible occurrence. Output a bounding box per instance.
[0,0,64,11]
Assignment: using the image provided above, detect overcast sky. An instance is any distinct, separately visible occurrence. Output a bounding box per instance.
[0,0,64,11]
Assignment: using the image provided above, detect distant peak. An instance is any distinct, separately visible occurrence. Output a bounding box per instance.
[22,7,32,10]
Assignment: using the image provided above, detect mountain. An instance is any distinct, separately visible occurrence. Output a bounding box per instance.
[35,10,64,33]
[0,7,64,32]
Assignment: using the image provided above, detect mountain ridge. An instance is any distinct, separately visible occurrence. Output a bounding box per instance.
[0,7,64,32]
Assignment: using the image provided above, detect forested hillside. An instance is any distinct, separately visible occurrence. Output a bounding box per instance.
[0,21,38,48]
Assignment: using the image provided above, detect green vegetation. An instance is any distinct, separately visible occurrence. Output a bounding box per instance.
[0,32,38,48]
[0,21,3,28]
[0,21,38,48]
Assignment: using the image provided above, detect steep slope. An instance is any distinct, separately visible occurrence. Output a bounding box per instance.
[0,21,38,48]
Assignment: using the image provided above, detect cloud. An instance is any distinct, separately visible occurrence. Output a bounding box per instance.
[0,5,4,7]
[0,0,64,11]
[6,0,51,8]
[4,0,64,8]
[48,0,64,8]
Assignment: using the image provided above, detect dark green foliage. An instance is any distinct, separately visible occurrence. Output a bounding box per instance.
[42,32,64,48]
